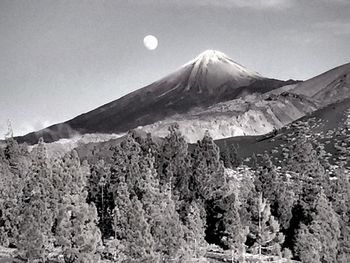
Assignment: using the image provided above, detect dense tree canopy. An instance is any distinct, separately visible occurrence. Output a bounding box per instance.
[0,124,349,263]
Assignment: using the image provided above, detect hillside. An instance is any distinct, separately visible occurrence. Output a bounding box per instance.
[289,63,350,106]
[215,98,350,168]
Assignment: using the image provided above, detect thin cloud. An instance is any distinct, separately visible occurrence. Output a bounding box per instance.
[319,0,350,4]
[226,0,293,9]
[314,21,350,36]
[137,0,294,10]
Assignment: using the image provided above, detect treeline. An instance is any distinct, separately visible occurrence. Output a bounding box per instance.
[0,125,350,262]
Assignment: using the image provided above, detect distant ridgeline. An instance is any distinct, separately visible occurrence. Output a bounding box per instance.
[1,122,350,262]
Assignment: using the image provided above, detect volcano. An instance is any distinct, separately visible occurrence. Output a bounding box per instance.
[16,50,293,144]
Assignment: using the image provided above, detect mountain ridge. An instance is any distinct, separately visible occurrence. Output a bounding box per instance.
[290,62,350,106]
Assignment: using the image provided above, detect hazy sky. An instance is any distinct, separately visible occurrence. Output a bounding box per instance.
[1,0,350,137]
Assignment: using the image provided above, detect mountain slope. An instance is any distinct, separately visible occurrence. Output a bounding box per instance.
[140,62,350,143]
[290,63,350,106]
[16,50,291,144]
[141,92,318,142]
[215,98,350,168]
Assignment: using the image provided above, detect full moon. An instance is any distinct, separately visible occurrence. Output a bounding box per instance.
[143,35,158,50]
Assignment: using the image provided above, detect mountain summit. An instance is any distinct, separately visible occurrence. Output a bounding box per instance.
[186,50,261,79]
[179,50,262,93]
[144,49,264,98]
[17,50,290,144]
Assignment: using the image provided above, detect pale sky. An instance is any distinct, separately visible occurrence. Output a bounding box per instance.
[1,0,350,136]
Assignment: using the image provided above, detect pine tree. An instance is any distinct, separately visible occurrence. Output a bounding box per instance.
[150,184,185,262]
[17,138,57,262]
[87,159,114,239]
[3,137,30,178]
[18,212,47,262]
[137,154,162,223]
[158,124,191,201]
[295,192,340,263]
[220,142,241,169]
[337,221,350,263]
[110,136,159,242]
[255,156,295,230]
[274,181,295,231]
[56,202,101,263]
[113,177,132,240]
[294,223,322,263]
[121,196,158,262]
[250,193,284,260]
[255,154,278,201]
[221,193,249,262]
[111,171,160,262]
[109,133,145,199]
[101,238,128,262]
[236,172,257,228]
[331,168,350,218]
[284,134,330,248]
[329,168,350,262]
[55,151,102,262]
[138,132,160,159]
[287,136,326,211]
[183,201,207,259]
[192,131,227,201]
[136,152,187,261]
[286,134,325,179]
[0,160,23,247]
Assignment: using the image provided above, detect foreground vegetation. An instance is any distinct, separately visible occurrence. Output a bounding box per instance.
[0,124,350,263]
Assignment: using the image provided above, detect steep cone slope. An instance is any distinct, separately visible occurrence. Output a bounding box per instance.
[17,50,290,144]
[290,63,350,106]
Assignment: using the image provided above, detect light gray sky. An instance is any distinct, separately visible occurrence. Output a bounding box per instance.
[1,0,350,136]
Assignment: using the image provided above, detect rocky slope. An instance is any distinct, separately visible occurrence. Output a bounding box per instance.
[140,92,318,142]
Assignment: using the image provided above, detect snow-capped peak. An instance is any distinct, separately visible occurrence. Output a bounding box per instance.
[182,50,262,92]
[183,50,227,67]
[192,50,228,63]
[183,50,261,79]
